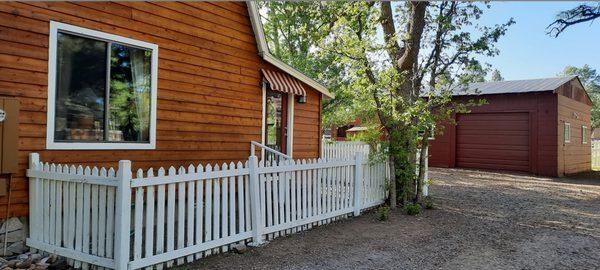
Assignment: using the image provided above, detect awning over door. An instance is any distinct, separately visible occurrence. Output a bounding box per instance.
[261,69,306,96]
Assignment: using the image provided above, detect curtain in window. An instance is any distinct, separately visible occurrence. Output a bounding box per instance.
[130,49,151,142]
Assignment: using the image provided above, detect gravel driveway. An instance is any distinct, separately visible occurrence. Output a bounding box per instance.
[181,168,600,270]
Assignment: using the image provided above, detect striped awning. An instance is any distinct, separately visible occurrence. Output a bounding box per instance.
[261,69,306,96]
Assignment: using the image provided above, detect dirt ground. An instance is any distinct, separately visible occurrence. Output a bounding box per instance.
[181,168,600,270]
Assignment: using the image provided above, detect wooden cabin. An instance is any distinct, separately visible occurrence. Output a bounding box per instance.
[0,2,333,218]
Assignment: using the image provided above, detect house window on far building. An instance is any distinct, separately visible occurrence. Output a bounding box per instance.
[582,125,588,144]
[564,122,571,143]
[47,22,158,150]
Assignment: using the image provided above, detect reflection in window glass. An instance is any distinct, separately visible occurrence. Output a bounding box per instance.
[53,32,152,143]
[266,91,283,151]
[54,33,107,141]
[109,44,151,142]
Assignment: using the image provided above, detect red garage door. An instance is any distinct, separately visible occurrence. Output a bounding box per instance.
[456,112,530,172]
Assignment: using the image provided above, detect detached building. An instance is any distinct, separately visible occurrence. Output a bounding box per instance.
[429,76,592,177]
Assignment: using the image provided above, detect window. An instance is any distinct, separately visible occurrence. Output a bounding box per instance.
[564,122,571,143]
[47,22,158,149]
[582,125,588,144]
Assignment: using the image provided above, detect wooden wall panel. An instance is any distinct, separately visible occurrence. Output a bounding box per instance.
[293,84,322,159]
[557,93,592,176]
[0,2,324,217]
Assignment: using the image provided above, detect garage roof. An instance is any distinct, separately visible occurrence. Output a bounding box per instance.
[451,76,577,96]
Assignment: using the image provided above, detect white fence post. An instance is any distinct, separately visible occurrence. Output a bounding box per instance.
[115,160,132,270]
[248,155,264,246]
[423,146,429,197]
[28,153,40,247]
[353,152,363,216]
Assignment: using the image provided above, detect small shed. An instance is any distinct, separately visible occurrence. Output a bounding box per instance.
[429,76,592,177]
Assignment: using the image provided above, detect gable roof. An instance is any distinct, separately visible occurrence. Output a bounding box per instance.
[450,76,577,96]
[246,1,334,98]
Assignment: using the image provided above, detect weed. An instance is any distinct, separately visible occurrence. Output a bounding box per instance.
[376,205,390,221]
[423,197,435,209]
[404,203,421,215]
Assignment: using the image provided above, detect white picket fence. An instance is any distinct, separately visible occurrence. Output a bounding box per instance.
[592,141,600,170]
[322,140,370,160]
[322,140,429,196]
[27,152,388,270]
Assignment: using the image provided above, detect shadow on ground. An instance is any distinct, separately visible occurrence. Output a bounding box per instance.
[176,168,600,270]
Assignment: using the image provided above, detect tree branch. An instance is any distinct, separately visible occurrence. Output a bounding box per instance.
[548,4,600,37]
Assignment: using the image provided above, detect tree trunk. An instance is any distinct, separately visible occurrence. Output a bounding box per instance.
[388,155,397,209]
[415,132,430,203]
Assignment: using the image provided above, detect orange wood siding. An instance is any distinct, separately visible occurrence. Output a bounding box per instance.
[293,83,322,159]
[557,81,592,175]
[0,1,323,217]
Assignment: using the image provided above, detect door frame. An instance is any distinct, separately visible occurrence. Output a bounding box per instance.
[261,81,294,158]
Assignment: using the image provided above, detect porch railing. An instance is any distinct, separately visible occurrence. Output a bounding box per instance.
[250,141,291,164]
[27,152,388,270]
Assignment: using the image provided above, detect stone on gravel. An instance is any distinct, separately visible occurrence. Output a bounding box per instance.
[7,242,26,254]
[14,259,31,269]
[0,230,24,244]
[0,219,22,234]
[231,243,249,254]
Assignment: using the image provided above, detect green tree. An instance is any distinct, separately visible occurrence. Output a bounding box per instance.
[260,1,512,206]
[560,64,600,128]
[491,69,504,81]
[259,2,356,129]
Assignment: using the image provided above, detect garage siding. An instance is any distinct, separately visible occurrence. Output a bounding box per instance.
[429,92,558,176]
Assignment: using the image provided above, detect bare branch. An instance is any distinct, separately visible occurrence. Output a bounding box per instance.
[548,4,600,37]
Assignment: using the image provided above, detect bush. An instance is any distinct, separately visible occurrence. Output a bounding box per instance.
[376,206,390,221]
[404,203,421,216]
[424,198,435,210]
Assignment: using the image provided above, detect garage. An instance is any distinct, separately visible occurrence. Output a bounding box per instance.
[428,76,593,177]
[456,112,530,172]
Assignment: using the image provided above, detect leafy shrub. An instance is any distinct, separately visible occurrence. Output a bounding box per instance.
[404,203,421,216]
[424,198,435,210]
[376,206,390,221]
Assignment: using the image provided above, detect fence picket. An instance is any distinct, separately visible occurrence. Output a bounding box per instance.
[166,167,176,267]
[145,168,155,268]
[220,163,228,252]
[236,162,245,235]
[228,162,236,240]
[213,164,221,254]
[155,168,166,270]
[98,169,107,261]
[186,165,195,262]
[134,169,144,262]
[204,164,213,256]
[177,166,186,265]
[195,165,204,260]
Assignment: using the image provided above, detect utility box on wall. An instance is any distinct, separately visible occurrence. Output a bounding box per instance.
[0,97,19,196]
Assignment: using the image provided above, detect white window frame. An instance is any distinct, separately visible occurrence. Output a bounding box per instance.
[564,122,571,143]
[582,125,588,144]
[46,21,158,150]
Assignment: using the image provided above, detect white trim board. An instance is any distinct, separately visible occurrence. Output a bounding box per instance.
[246,1,334,99]
[46,21,158,150]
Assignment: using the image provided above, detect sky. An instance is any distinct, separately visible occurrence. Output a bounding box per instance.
[475,1,600,80]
